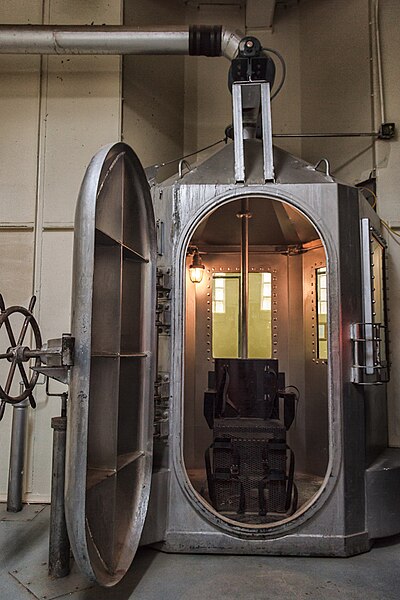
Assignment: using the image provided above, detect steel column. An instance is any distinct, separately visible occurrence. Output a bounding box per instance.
[261,82,274,182]
[232,84,245,183]
[238,198,251,359]
[48,415,70,578]
[7,383,29,512]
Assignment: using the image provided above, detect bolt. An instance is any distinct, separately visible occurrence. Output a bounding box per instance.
[246,40,254,48]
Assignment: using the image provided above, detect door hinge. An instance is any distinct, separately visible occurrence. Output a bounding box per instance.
[156,268,172,333]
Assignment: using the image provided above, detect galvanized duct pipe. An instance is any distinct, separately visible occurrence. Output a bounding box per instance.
[0,25,241,60]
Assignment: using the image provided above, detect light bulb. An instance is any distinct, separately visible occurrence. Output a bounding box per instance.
[189,249,205,283]
[189,267,204,284]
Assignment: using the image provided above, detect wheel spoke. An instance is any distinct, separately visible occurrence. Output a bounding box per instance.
[16,362,34,399]
[15,313,33,348]
[3,315,17,348]
[4,359,17,395]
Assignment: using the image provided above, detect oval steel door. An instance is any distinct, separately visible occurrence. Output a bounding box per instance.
[65,143,157,586]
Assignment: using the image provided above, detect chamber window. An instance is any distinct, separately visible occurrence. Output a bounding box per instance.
[316,267,328,360]
[212,275,239,358]
[213,277,226,313]
[261,272,272,311]
[212,272,272,359]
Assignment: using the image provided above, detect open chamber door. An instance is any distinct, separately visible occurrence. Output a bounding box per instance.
[65,143,157,586]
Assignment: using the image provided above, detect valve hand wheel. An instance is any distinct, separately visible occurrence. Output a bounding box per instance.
[0,294,42,420]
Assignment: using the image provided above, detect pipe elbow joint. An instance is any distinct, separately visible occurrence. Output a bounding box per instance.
[189,24,243,60]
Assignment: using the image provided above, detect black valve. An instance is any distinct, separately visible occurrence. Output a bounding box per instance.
[239,36,262,58]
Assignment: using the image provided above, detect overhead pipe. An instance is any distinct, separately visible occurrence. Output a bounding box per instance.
[0,25,241,60]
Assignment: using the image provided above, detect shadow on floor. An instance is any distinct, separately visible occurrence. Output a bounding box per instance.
[77,548,157,600]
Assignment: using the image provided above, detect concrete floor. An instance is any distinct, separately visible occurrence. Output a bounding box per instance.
[1,504,399,600]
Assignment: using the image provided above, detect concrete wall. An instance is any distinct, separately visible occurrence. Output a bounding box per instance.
[123,0,185,175]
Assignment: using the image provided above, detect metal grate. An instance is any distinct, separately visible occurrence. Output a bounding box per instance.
[211,418,287,518]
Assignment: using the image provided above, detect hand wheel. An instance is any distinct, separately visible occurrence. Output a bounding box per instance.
[0,294,42,420]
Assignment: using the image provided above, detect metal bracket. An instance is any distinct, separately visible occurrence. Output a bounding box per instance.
[350,322,389,385]
[156,268,172,333]
[31,334,75,385]
[154,372,170,439]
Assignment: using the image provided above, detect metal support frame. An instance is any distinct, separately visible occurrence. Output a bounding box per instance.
[261,82,274,182]
[232,83,245,183]
[232,81,274,184]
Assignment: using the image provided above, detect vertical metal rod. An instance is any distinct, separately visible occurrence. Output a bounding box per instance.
[360,218,375,375]
[232,83,245,183]
[374,0,386,125]
[261,82,274,182]
[7,383,29,512]
[239,198,250,358]
[48,413,70,578]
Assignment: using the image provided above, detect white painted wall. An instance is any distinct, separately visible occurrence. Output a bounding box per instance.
[299,0,374,184]
[123,0,185,175]
[0,0,122,502]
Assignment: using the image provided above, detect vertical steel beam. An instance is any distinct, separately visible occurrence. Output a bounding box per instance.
[261,82,274,182]
[48,415,70,578]
[232,83,245,183]
[7,384,29,513]
[238,198,250,359]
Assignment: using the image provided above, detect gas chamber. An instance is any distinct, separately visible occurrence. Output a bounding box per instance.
[1,33,400,589]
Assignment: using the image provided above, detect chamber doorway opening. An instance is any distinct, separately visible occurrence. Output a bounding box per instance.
[184,196,329,527]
